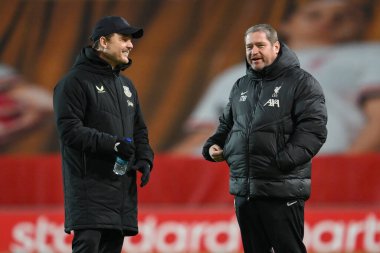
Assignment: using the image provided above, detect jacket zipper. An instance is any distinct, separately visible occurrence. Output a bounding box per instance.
[82,152,87,177]
[247,79,263,200]
[114,73,126,231]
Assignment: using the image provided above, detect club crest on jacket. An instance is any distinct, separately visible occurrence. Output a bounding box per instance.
[264,86,282,108]
[272,86,282,97]
[123,86,132,97]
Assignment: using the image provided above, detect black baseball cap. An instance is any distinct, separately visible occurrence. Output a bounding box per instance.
[90,16,143,41]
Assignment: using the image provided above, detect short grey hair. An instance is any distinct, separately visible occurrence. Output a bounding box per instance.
[245,24,278,44]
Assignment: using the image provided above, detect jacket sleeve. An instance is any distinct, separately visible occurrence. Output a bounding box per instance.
[276,74,328,170]
[133,95,154,168]
[53,77,116,155]
[202,86,235,161]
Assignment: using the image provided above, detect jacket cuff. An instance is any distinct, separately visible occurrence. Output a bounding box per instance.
[202,143,216,162]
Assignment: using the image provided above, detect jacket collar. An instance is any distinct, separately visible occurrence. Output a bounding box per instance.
[72,46,132,75]
[246,42,300,80]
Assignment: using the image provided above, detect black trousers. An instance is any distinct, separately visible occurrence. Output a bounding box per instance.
[72,229,124,253]
[234,196,307,253]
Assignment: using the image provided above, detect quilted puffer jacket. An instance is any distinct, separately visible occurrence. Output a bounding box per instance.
[203,43,327,200]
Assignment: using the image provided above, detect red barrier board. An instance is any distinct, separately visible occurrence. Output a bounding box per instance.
[0,206,379,253]
[1,153,380,206]
[1,154,380,252]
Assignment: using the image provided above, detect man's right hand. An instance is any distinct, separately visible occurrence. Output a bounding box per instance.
[114,138,135,160]
[209,144,224,162]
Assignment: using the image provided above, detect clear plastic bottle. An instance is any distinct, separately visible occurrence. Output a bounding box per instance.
[113,157,128,175]
[113,137,132,176]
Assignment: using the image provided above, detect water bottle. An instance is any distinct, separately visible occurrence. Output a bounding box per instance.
[113,157,128,175]
[113,137,132,176]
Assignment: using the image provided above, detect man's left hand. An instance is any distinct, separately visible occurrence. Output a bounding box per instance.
[132,160,151,187]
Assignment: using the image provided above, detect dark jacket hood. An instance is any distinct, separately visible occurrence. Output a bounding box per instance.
[246,42,300,80]
[72,46,132,75]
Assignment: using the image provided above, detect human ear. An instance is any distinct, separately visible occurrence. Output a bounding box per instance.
[274,41,280,53]
[99,36,108,49]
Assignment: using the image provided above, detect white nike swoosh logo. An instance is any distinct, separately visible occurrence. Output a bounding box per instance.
[241,91,248,95]
[287,201,297,206]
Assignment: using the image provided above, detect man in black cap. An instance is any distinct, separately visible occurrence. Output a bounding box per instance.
[53,16,154,253]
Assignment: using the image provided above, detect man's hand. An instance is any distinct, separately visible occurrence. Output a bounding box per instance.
[209,144,225,162]
[114,138,135,161]
[132,160,151,187]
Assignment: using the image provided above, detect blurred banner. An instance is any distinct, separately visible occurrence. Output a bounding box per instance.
[1,208,380,253]
[1,154,380,206]
[1,0,380,155]
[1,154,380,252]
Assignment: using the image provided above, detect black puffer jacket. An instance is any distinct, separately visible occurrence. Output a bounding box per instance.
[203,43,327,200]
[53,47,154,235]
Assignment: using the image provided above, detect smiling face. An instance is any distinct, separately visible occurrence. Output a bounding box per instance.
[245,31,280,71]
[98,33,133,68]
